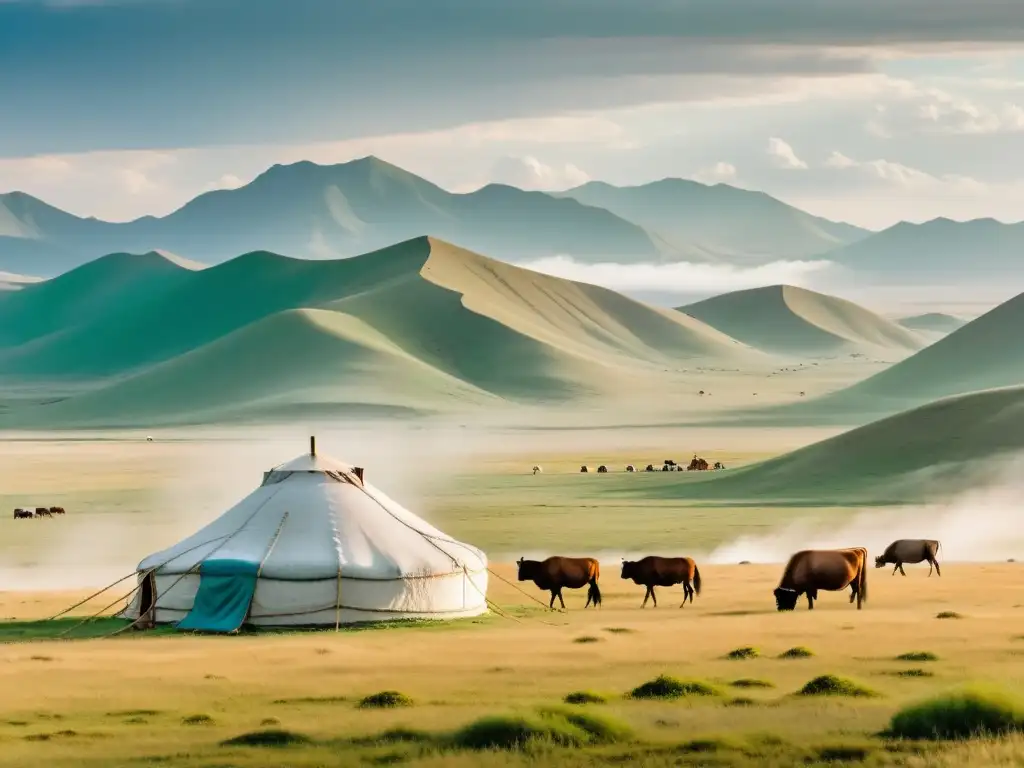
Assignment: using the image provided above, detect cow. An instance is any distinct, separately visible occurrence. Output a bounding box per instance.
[49,506,66,515]
[625,465,636,472]
[773,548,868,611]
[875,539,942,577]
[621,556,702,608]
[645,464,656,472]
[34,507,53,518]
[516,556,602,610]
[532,466,542,475]
[597,465,608,473]
[13,508,32,519]
[580,465,589,473]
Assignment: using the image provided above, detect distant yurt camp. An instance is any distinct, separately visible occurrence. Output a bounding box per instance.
[121,437,488,631]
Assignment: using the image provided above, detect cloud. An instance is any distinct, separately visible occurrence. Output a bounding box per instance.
[487,155,591,190]
[691,161,738,184]
[823,150,987,193]
[767,137,808,169]
[515,255,835,295]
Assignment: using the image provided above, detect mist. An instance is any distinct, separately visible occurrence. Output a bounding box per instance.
[704,459,1024,565]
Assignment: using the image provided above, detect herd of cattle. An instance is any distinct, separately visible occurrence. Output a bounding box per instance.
[532,457,726,475]
[12,506,66,519]
[516,539,943,611]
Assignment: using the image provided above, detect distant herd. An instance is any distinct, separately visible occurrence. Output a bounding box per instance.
[12,506,66,519]
[531,457,726,475]
[517,539,943,612]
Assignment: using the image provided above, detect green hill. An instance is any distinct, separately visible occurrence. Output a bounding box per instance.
[0,237,762,427]
[897,312,968,334]
[558,179,868,263]
[627,386,1024,503]
[678,284,924,357]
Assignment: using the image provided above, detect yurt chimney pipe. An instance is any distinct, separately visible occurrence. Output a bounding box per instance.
[310,435,316,457]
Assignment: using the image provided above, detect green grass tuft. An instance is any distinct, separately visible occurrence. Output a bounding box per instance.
[572,635,602,644]
[537,707,632,743]
[182,714,214,725]
[220,729,312,747]
[778,646,814,659]
[888,686,1024,740]
[889,668,934,678]
[895,651,939,662]
[797,675,877,698]
[629,675,720,699]
[357,691,414,709]
[564,691,607,705]
[725,646,759,660]
[936,611,963,619]
[450,707,631,751]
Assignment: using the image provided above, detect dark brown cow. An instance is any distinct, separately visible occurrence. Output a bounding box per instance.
[517,556,602,610]
[621,556,702,608]
[49,506,66,515]
[774,547,868,611]
[13,508,32,519]
[34,507,53,518]
[876,539,942,577]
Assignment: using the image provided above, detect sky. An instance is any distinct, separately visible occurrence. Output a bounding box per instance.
[2,0,1024,230]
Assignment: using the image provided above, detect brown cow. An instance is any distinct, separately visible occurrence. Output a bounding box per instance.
[621,556,702,608]
[34,507,52,518]
[517,556,602,610]
[875,539,942,577]
[13,508,32,519]
[49,506,66,515]
[773,548,868,611]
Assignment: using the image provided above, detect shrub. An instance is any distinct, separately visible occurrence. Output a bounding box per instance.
[182,714,214,725]
[895,652,938,662]
[890,668,934,678]
[220,729,311,747]
[725,697,756,707]
[778,646,814,659]
[629,675,719,699]
[888,686,1024,740]
[725,646,759,660]
[564,691,606,705]
[451,715,585,750]
[538,707,632,743]
[797,675,877,698]
[936,611,963,619]
[730,679,774,689]
[357,691,413,709]
[573,636,602,644]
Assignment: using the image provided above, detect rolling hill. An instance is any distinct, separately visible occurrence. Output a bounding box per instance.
[825,289,1024,406]
[558,179,869,263]
[825,217,1024,281]
[629,386,1024,503]
[677,284,925,357]
[0,237,763,427]
[897,312,968,334]
[0,157,663,276]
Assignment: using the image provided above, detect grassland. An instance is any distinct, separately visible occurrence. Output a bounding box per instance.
[2,563,1024,767]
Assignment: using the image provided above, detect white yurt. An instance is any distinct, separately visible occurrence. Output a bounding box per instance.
[121,438,488,632]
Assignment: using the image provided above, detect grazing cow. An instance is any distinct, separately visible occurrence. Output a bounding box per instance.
[532,466,542,475]
[13,508,32,519]
[687,456,710,471]
[579,465,589,473]
[774,548,868,611]
[34,507,53,518]
[625,464,635,472]
[645,464,655,472]
[621,556,702,608]
[517,556,602,610]
[713,461,725,470]
[49,506,66,515]
[875,539,942,577]
[597,465,608,473]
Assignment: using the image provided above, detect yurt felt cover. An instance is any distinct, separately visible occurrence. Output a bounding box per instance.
[176,559,260,633]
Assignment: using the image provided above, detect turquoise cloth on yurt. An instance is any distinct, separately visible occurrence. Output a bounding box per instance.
[176,559,260,633]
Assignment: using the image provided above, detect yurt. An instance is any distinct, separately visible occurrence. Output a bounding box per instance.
[121,438,488,632]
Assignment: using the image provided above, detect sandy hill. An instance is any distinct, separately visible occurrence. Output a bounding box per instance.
[0,157,662,276]
[677,284,925,357]
[558,179,868,263]
[897,312,967,334]
[0,237,761,427]
[632,386,1024,503]
[826,217,1024,283]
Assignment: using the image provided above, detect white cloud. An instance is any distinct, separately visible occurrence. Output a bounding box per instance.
[691,161,738,184]
[515,255,834,295]
[487,155,591,190]
[767,137,808,169]
[823,151,857,169]
[824,150,987,193]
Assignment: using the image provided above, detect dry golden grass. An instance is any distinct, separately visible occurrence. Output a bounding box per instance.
[3,563,1024,766]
